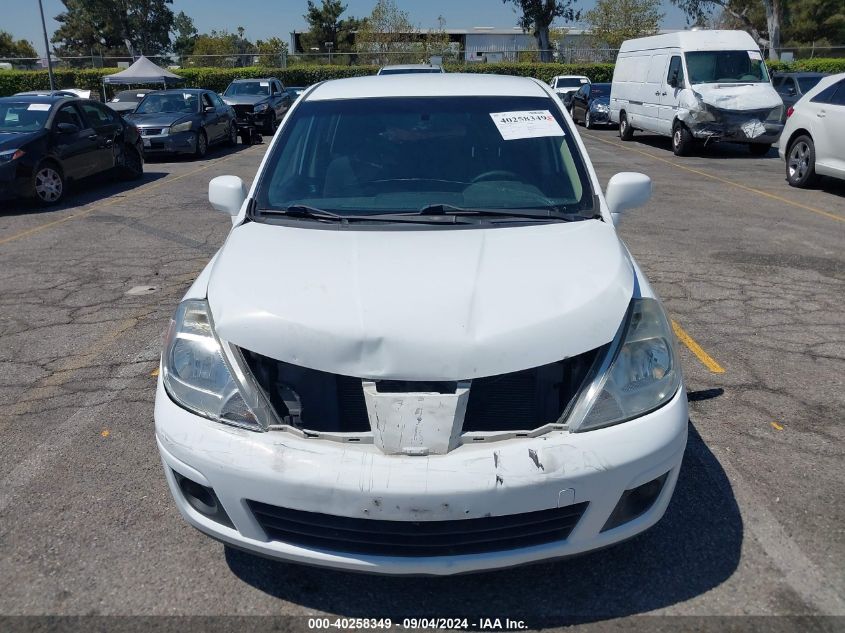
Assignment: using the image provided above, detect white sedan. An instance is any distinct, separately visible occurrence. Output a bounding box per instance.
[155,73,688,575]
[779,72,845,187]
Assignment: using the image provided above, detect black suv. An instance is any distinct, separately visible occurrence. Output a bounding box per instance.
[221,78,292,135]
[0,95,143,204]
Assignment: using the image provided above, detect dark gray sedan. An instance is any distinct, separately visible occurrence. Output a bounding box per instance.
[125,89,237,158]
[773,72,828,114]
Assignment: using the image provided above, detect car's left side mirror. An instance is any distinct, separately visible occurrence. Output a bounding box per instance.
[204,106,215,114]
[604,172,652,226]
[209,175,246,222]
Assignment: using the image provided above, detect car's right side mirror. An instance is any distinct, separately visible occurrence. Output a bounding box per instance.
[604,172,652,226]
[209,175,247,222]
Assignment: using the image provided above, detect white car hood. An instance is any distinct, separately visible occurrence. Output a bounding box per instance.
[207,220,634,380]
[692,83,782,110]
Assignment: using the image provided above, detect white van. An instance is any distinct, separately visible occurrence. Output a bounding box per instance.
[610,30,784,156]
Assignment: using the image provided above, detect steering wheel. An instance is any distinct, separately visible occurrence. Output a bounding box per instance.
[471,170,520,184]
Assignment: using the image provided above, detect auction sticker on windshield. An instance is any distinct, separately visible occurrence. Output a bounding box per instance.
[490,110,565,141]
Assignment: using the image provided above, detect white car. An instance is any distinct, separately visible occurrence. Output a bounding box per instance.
[377,64,444,75]
[155,74,688,575]
[779,72,845,187]
[549,75,590,97]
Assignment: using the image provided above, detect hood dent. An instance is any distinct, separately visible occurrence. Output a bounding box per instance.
[208,221,634,381]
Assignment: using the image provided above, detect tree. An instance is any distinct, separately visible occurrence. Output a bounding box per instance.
[300,0,362,53]
[356,0,417,64]
[503,0,580,62]
[255,37,289,66]
[52,0,175,58]
[782,0,845,46]
[671,0,780,59]
[171,10,197,58]
[584,0,662,49]
[0,31,38,59]
[190,29,254,66]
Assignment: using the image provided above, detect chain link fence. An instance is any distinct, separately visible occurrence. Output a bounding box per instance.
[2,45,844,71]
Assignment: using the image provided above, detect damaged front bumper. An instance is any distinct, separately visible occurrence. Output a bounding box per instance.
[155,377,688,575]
[684,107,783,145]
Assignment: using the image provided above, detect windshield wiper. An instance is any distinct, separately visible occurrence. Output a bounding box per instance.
[416,203,587,221]
[257,204,473,224]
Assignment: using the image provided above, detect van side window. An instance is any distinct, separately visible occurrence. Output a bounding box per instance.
[667,56,684,88]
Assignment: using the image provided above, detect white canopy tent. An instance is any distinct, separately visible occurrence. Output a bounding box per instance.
[102,56,184,98]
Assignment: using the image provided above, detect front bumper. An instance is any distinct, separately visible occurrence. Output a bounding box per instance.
[0,161,30,200]
[139,130,196,155]
[155,378,688,575]
[589,109,611,124]
[689,119,783,145]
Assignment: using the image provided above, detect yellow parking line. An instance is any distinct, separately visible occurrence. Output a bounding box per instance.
[671,319,725,374]
[150,367,160,378]
[582,132,845,223]
[771,421,784,431]
[0,149,253,247]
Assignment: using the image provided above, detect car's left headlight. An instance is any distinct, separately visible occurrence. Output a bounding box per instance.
[162,299,270,431]
[253,103,269,113]
[592,102,609,113]
[0,148,24,163]
[568,298,681,432]
[766,105,784,122]
[170,121,192,134]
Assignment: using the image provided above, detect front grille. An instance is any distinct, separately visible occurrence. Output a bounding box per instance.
[240,346,602,434]
[140,127,164,136]
[248,501,589,556]
[233,104,254,121]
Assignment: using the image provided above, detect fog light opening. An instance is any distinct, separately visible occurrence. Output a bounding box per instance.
[601,472,669,532]
[174,471,233,528]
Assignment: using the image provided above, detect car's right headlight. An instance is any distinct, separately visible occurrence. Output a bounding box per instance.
[567,298,682,432]
[162,299,269,431]
[170,121,192,134]
[253,103,269,113]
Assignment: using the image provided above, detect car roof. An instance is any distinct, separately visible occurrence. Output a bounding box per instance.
[551,75,589,80]
[307,73,548,101]
[380,64,442,70]
[148,88,205,94]
[773,71,827,77]
[2,94,74,104]
[619,29,758,52]
[231,77,278,82]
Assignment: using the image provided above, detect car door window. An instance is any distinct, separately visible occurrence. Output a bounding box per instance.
[202,93,214,110]
[667,55,684,88]
[79,102,116,129]
[827,81,845,106]
[55,104,84,129]
[811,81,842,104]
[210,93,225,108]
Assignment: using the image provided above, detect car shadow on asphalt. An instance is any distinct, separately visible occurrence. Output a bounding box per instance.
[142,141,257,164]
[224,423,742,623]
[0,170,168,218]
[630,134,779,160]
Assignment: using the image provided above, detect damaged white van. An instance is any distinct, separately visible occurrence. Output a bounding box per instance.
[610,30,784,156]
[155,74,689,575]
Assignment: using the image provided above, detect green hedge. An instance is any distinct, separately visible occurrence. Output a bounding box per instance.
[2,59,842,97]
[767,58,845,74]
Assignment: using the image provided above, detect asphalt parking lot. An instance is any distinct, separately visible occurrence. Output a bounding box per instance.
[0,128,843,630]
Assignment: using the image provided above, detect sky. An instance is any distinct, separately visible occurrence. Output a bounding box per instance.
[6,0,693,56]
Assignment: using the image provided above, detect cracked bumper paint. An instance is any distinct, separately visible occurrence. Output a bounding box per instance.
[155,378,689,575]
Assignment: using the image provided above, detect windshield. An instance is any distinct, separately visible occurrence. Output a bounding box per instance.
[135,93,199,114]
[224,81,271,96]
[379,68,441,75]
[555,78,584,88]
[0,102,49,132]
[113,91,147,102]
[590,84,610,98]
[798,76,822,93]
[685,50,769,84]
[254,96,593,220]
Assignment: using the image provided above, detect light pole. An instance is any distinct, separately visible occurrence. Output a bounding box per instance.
[37,0,55,91]
[325,41,334,65]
